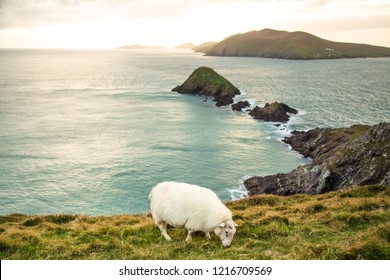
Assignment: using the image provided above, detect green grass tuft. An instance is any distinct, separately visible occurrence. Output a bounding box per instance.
[339,185,389,198]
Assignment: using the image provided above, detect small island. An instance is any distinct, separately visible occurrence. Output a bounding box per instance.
[172,66,241,106]
[174,43,195,49]
[249,102,298,123]
[116,44,165,49]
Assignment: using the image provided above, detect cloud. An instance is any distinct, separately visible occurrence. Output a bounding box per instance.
[2,0,390,30]
[0,0,389,47]
[0,0,86,28]
[0,0,203,29]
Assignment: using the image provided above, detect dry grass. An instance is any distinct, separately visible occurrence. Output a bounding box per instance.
[0,185,389,260]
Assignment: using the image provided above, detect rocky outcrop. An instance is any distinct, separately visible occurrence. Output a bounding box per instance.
[232,101,250,111]
[245,122,390,195]
[172,67,240,107]
[249,102,298,123]
[283,125,369,162]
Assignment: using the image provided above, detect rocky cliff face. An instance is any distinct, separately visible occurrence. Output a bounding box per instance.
[172,67,240,106]
[245,122,390,195]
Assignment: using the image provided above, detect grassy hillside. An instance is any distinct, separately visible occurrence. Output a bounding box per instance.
[205,29,390,59]
[0,185,389,260]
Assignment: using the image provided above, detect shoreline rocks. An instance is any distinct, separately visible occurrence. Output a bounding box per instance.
[172,68,389,196]
[249,102,298,123]
[172,66,240,106]
[244,122,390,196]
[232,101,250,111]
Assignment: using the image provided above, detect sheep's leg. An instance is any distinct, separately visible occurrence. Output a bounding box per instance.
[185,229,194,242]
[205,232,211,240]
[157,221,172,241]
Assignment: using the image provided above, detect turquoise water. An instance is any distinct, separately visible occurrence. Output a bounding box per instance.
[0,49,389,215]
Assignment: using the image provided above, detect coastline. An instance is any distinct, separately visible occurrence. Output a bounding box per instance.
[1,62,389,260]
[175,69,389,198]
[1,51,389,216]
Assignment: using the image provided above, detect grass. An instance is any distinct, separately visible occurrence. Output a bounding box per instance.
[0,185,389,260]
[184,66,239,93]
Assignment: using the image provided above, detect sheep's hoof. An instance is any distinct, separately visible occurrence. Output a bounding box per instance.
[162,234,172,241]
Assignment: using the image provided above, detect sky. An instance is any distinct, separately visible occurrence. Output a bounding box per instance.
[0,0,390,48]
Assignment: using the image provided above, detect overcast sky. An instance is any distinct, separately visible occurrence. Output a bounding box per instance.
[0,0,389,48]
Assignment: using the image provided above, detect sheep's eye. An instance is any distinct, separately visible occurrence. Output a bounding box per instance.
[229,226,233,229]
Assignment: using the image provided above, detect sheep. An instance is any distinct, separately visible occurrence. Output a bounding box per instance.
[149,181,237,247]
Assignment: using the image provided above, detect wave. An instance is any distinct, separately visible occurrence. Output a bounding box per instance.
[232,91,257,107]
[229,175,251,200]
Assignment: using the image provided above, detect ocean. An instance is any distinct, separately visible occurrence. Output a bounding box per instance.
[0,49,389,215]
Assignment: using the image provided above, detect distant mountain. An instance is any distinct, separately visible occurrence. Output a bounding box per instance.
[116,44,165,49]
[174,42,195,49]
[192,42,218,53]
[203,29,390,59]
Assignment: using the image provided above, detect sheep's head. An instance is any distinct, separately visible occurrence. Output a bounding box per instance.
[214,220,237,248]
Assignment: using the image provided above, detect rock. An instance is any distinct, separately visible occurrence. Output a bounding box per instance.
[245,122,390,195]
[249,102,298,123]
[283,125,369,162]
[172,66,240,106]
[232,100,250,111]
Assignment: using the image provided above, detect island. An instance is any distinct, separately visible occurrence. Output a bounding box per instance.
[232,101,250,111]
[172,66,240,106]
[174,43,195,49]
[249,102,298,123]
[116,45,165,49]
[200,28,390,59]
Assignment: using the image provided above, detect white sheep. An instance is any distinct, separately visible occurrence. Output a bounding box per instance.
[149,181,237,247]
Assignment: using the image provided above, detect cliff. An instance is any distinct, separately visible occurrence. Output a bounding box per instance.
[204,29,390,59]
[172,66,240,106]
[245,122,390,195]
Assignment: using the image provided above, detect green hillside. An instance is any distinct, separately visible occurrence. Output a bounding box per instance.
[205,29,390,59]
[1,185,389,260]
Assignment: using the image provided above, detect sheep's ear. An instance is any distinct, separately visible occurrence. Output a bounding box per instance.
[219,222,226,227]
[234,222,238,227]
